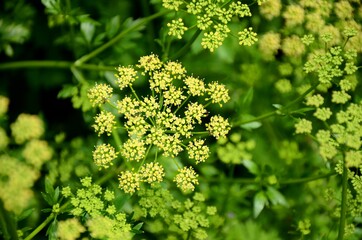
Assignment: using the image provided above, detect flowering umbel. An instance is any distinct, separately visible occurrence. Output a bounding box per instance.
[88,54,231,193]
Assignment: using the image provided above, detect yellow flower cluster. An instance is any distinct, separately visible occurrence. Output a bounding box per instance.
[88,54,231,193]
[93,143,118,169]
[161,0,254,51]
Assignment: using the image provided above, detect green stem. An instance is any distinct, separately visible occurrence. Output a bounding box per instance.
[0,61,115,71]
[0,200,18,240]
[75,10,171,65]
[200,171,336,185]
[170,28,202,60]
[279,171,335,185]
[337,162,348,240]
[232,81,320,127]
[23,213,55,240]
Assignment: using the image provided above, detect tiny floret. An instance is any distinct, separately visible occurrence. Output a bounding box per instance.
[174,166,199,193]
[118,170,141,194]
[238,27,258,46]
[137,54,162,73]
[206,115,231,139]
[115,66,138,90]
[295,118,312,134]
[184,76,205,96]
[167,18,188,39]
[87,83,113,107]
[121,138,146,162]
[314,107,332,121]
[93,143,118,169]
[206,82,230,106]
[139,162,165,184]
[93,111,116,136]
[187,139,210,164]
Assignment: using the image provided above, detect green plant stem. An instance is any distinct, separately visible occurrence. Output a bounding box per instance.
[0,200,18,240]
[337,163,348,240]
[201,171,336,185]
[75,10,171,65]
[23,213,55,240]
[232,81,320,127]
[0,60,115,71]
[24,201,71,240]
[279,171,335,185]
[170,28,202,60]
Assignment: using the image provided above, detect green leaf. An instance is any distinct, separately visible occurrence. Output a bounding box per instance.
[81,22,96,44]
[266,186,288,207]
[241,121,262,130]
[253,191,268,218]
[57,84,78,98]
[242,159,260,175]
[132,222,144,234]
[106,15,121,38]
[17,208,34,221]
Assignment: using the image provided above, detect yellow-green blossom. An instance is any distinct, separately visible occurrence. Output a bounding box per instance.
[295,118,312,134]
[121,138,146,162]
[167,18,187,39]
[0,95,9,116]
[11,114,44,144]
[139,162,165,184]
[93,111,116,136]
[22,139,53,169]
[174,166,199,193]
[115,66,138,90]
[0,155,39,214]
[93,143,118,169]
[57,218,85,240]
[87,83,113,107]
[238,27,258,46]
[206,115,231,139]
[118,170,141,194]
[187,139,209,164]
[206,82,230,106]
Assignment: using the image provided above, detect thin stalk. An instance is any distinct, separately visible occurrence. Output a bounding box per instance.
[23,213,55,240]
[0,61,115,71]
[337,163,348,240]
[232,81,320,127]
[200,171,336,185]
[170,28,202,60]
[75,10,171,65]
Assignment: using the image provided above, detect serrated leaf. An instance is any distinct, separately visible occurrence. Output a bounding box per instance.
[242,159,260,175]
[266,186,288,207]
[106,15,121,38]
[17,208,34,221]
[41,192,54,206]
[253,191,268,218]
